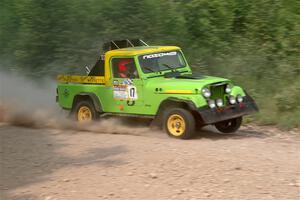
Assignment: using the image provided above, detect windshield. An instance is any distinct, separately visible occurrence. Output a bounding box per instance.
[138,50,186,74]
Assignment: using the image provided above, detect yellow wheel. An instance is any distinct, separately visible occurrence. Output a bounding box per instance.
[77,106,92,122]
[74,100,98,122]
[167,114,186,136]
[163,108,195,139]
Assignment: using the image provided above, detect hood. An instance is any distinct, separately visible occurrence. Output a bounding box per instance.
[145,75,230,94]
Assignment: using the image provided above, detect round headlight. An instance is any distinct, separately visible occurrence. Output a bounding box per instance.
[225,85,232,93]
[229,96,236,104]
[216,99,223,107]
[202,88,211,98]
[237,95,243,103]
[208,99,216,109]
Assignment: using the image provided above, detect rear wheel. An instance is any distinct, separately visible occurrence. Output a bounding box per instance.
[74,100,98,122]
[215,117,242,133]
[163,108,195,139]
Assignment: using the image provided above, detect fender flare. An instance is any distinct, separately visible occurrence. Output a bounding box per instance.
[156,97,197,115]
[73,92,103,113]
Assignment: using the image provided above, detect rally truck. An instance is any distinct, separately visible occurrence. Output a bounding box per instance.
[56,39,258,139]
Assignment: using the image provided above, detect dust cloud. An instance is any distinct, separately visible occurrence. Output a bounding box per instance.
[0,71,160,136]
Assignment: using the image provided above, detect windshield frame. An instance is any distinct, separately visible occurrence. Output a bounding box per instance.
[137,50,187,74]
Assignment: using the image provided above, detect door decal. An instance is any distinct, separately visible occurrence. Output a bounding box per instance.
[113,79,138,100]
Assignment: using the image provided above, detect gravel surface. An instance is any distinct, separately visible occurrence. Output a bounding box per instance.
[0,124,300,200]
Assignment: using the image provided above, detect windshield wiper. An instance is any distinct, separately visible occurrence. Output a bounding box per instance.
[143,66,156,72]
[163,64,175,70]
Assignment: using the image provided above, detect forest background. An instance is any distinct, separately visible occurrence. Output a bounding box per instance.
[0,0,299,128]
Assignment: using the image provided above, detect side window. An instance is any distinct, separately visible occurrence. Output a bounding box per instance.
[112,58,139,79]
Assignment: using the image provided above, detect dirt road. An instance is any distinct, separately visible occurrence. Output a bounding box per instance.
[1,124,299,200]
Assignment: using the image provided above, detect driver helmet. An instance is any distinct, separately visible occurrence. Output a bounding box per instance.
[118,59,131,72]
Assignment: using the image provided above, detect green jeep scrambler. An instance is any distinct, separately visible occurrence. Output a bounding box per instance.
[57,39,258,139]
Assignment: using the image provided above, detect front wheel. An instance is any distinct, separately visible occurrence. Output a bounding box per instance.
[214,117,242,133]
[163,108,195,139]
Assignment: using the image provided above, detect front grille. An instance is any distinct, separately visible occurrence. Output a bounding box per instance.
[210,84,226,103]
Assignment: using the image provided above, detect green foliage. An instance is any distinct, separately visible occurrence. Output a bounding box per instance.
[0,0,299,128]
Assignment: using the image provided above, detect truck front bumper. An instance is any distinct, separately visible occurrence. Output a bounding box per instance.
[198,95,258,124]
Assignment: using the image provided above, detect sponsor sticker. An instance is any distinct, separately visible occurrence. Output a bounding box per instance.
[143,51,177,59]
[113,84,128,99]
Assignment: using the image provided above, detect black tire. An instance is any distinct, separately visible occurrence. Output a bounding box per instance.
[73,99,98,122]
[163,108,195,139]
[215,117,242,133]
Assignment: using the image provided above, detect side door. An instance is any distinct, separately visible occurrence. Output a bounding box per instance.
[109,57,144,114]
